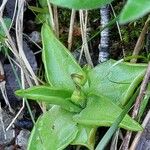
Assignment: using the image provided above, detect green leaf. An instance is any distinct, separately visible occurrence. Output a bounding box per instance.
[95,88,139,150]
[73,95,142,131]
[41,24,86,91]
[119,0,150,24]
[35,13,50,24]
[28,6,48,13]
[0,17,11,39]
[38,0,47,8]
[15,86,82,113]
[48,0,113,10]
[27,106,78,150]
[71,125,97,150]
[87,59,147,106]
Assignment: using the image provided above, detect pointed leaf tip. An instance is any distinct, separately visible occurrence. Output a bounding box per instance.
[119,0,150,24]
[41,23,86,91]
[73,95,143,131]
[15,89,25,97]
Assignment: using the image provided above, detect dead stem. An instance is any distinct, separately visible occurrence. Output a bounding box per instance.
[131,16,150,63]
[0,61,14,113]
[0,103,7,139]
[47,0,55,32]
[0,0,47,131]
[0,0,7,17]
[130,110,150,149]
[110,4,125,57]
[68,9,76,50]
[120,62,150,150]
[53,5,59,38]
[79,10,93,67]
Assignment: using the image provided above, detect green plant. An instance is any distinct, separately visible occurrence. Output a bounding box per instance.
[0,17,11,55]
[119,0,150,23]
[28,5,50,24]
[15,0,150,149]
[15,23,147,150]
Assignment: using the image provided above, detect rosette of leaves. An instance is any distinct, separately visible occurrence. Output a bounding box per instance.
[15,24,147,150]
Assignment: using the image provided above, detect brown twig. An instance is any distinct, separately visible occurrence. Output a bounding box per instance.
[130,110,150,149]
[79,10,94,67]
[120,62,150,150]
[130,16,150,63]
[53,5,59,38]
[68,9,76,50]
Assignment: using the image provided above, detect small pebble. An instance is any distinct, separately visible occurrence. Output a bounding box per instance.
[15,119,33,129]
[0,109,15,145]
[29,31,41,43]
[15,129,30,150]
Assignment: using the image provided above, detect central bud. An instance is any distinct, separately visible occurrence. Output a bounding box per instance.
[70,73,87,108]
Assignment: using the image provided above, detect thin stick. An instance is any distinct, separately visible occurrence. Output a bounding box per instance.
[47,0,55,32]
[0,0,7,17]
[9,0,17,30]
[68,9,76,50]
[16,0,35,84]
[110,4,125,57]
[0,11,38,87]
[23,32,42,50]
[110,4,122,41]
[0,104,7,139]
[4,0,45,130]
[6,99,25,131]
[0,60,14,113]
[120,62,150,150]
[131,16,150,63]
[130,110,150,150]
[79,10,93,67]
[53,5,59,38]
[78,45,84,64]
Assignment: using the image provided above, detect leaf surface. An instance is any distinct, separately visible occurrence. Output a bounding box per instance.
[119,0,150,23]
[73,95,142,131]
[95,88,139,150]
[15,86,82,112]
[27,106,78,150]
[87,60,146,106]
[48,0,113,9]
[42,24,86,91]
[72,125,97,150]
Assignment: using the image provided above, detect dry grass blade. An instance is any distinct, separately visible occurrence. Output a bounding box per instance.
[0,0,46,130]
[0,104,6,139]
[121,62,150,150]
[110,4,125,57]
[79,10,93,67]
[53,5,59,37]
[110,129,119,150]
[0,61,14,113]
[131,15,150,63]
[130,110,150,149]
[15,0,38,85]
[0,0,7,17]
[68,9,76,50]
